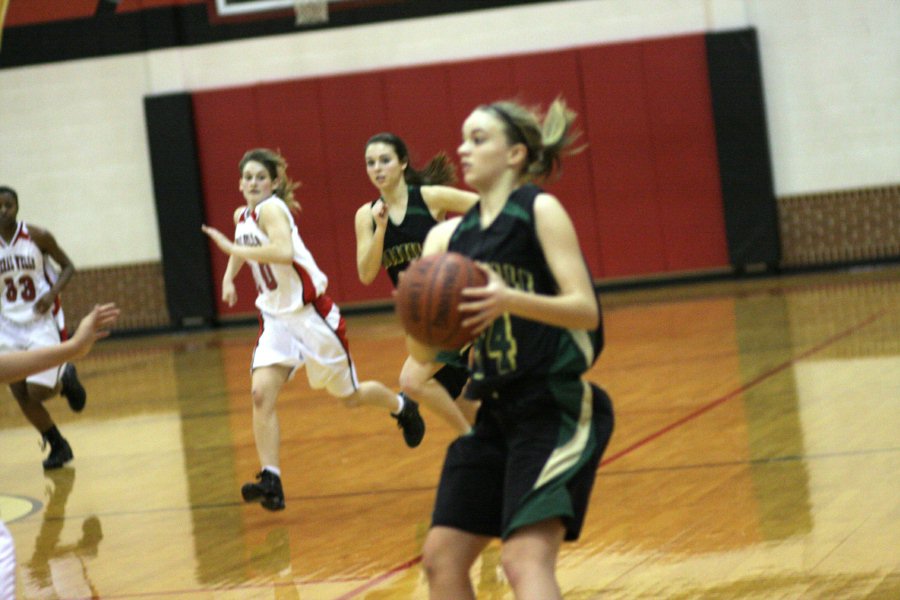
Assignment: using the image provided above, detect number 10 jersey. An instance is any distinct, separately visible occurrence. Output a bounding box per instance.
[234,196,329,316]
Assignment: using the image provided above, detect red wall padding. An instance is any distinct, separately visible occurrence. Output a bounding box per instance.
[582,41,667,277]
[509,50,603,276]
[193,88,259,316]
[192,33,729,317]
[643,36,728,271]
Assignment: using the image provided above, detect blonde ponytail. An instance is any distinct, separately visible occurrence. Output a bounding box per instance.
[485,96,583,182]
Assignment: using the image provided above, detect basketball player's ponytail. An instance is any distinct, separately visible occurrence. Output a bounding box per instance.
[413,152,457,186]
[485,97,583,183]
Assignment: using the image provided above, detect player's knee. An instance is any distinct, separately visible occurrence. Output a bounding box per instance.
[421,534,474,585]
[500,545,553,590]
[398,372,424,398]
[249,386,271,410]
[499,552,527,589]
[421,541,450,583]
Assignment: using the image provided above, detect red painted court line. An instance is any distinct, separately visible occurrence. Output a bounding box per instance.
[337,309,887,598]
[600,309,886,466]
[333,556,424,600]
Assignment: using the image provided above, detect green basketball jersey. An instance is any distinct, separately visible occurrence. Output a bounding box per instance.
[448,184,603,398]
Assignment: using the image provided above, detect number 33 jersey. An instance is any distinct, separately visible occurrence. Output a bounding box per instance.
[234,196,329,316]
[0,222,61,324]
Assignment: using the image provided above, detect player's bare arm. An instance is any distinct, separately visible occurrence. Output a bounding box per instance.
[220,255,243,307]
[420,186,478,220]
[420,217,459,257]
[251,203,294,264]
[202,203,293,265]
[458,194,597,332]
[355,201,387,284]
[203,208,246,307]
[0,303,119,383]
[521,193,598,329]
[28,224,75,314]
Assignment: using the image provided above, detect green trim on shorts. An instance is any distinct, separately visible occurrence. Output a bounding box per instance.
[504,379,597,538]
[434,346,468,369]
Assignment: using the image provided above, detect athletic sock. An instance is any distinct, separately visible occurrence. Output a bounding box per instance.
[262,466,281,477]
[392,393,405,416]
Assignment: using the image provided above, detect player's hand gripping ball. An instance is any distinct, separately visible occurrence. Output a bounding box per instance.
[395,252,487,350]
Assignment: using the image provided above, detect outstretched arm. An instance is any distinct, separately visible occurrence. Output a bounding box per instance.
[0,303,120,383]
[202,203,294,265]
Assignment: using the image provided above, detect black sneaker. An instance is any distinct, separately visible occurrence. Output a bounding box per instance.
[241,470,285,511]
[393,395,425,448]
[61,364,86,413]
[42,437,73,470]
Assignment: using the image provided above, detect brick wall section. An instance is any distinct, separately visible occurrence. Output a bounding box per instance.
[778,185,900,267]
[61,262,170,332]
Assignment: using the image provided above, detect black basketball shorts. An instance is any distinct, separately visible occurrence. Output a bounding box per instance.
[431,379,614,541]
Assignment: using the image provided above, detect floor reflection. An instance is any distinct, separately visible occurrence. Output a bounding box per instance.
[22,468,103,598]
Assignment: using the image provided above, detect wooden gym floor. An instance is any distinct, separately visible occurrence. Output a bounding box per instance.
[1,264,899,599]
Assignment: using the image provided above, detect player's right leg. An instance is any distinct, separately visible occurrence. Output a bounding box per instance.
[2,318,73,469]
[426,421,505,596]
[60,363,86,412]
[421,526,490,600]
[241,365,289,511]
[249,365,289,469]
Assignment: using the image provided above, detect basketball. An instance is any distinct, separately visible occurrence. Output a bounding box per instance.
[395,252,487,350]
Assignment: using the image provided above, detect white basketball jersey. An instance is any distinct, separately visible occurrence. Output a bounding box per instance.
[0,222,61,324]
[234,196,329,316]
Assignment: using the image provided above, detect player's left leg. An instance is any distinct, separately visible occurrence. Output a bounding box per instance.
[12,381,72,469]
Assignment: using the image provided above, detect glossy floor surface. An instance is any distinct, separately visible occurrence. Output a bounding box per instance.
[2,266,899,599]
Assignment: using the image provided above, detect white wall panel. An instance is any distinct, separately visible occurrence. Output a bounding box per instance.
[0,55,160,267]
[747,0,900,195]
